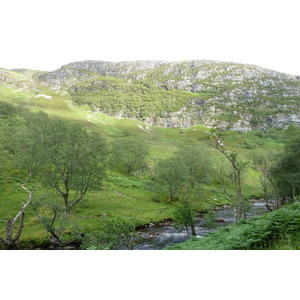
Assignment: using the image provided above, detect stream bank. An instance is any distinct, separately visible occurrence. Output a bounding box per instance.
[134,201,269,250]
[28,201,269,250]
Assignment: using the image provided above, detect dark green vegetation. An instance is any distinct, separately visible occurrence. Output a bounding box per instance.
[172,200,198,236]
[4,112,107,213]
[81,216,141,250]
[110,135,149,174]
[169,128,300,250]
[272,125,300,200]
[0,63,299,250]
[168,202,300,250]
[70,78,198,119]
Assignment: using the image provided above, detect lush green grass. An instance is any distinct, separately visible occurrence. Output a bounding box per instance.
[0,120,280,246]
[0,69,287,248]
[0,172,174,243]
[0,85,33,104]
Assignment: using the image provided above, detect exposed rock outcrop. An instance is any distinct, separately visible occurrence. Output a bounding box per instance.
[34,60,300,132]
[62,60,167,77]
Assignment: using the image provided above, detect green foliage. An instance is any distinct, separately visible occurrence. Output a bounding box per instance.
[30,195,69,244]
[203,209,217,229]
[0,69,292,248]
[176,143,213,186]
[206,130,249,222]
[110,135,149,174]
[5,112,108,212]
[154,143,214,202]
[155,156,189,201]
[283,124,300,142]
[70,78,198,119]
[272,125,300,200]
[168,202,300,250]
[0,101,19,117]
[81,216,141,250]
[250,148,281,208]
[173,200,197,236]
[257,128,286,143]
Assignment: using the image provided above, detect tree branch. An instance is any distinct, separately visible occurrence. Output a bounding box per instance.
[0,184,33,248]
[13,184,33,224]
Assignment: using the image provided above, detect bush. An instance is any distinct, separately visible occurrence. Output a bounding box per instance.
[81,216,141,250]
[0,101,18,117]
[167,202,300,250]
[173,200,197,236]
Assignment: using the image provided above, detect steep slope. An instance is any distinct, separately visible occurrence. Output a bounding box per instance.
[9,60,300,131]
[0,68,39,93]
[0,65,288,248]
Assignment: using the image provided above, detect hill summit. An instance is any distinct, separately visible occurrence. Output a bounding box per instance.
[5,60,300,132]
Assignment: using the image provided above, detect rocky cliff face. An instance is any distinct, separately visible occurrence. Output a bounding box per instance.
[62,60,167,77]
[35,60,300,132]
[36,67,100,92]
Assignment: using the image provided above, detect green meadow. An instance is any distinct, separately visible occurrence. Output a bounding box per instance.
[0,69,288,249]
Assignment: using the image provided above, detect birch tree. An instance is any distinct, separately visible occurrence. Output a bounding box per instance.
[0,185,32,249]
[10,112,108,213]
[206,130,248,223]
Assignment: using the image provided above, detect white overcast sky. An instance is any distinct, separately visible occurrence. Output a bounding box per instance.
[1,0,299,74]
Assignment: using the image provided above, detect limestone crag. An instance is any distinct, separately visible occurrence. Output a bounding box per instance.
[62,60,167,77]
[36,68,100,92]
[34,60,300,132]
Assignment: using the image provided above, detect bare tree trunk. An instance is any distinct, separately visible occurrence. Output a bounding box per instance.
[49,229,63,244]
[292,187,298,201]
[63,193,70,214]
[0,184,32,249]
[191,223,197,236]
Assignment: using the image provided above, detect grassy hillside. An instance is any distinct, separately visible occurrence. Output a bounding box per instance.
[35,60,300,131]
[0,68,286,248]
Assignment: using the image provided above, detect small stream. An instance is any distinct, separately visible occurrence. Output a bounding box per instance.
[134,201,269,250]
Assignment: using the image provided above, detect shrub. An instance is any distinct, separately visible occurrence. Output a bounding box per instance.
[167,202,300,250]
[81,216,141,250]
